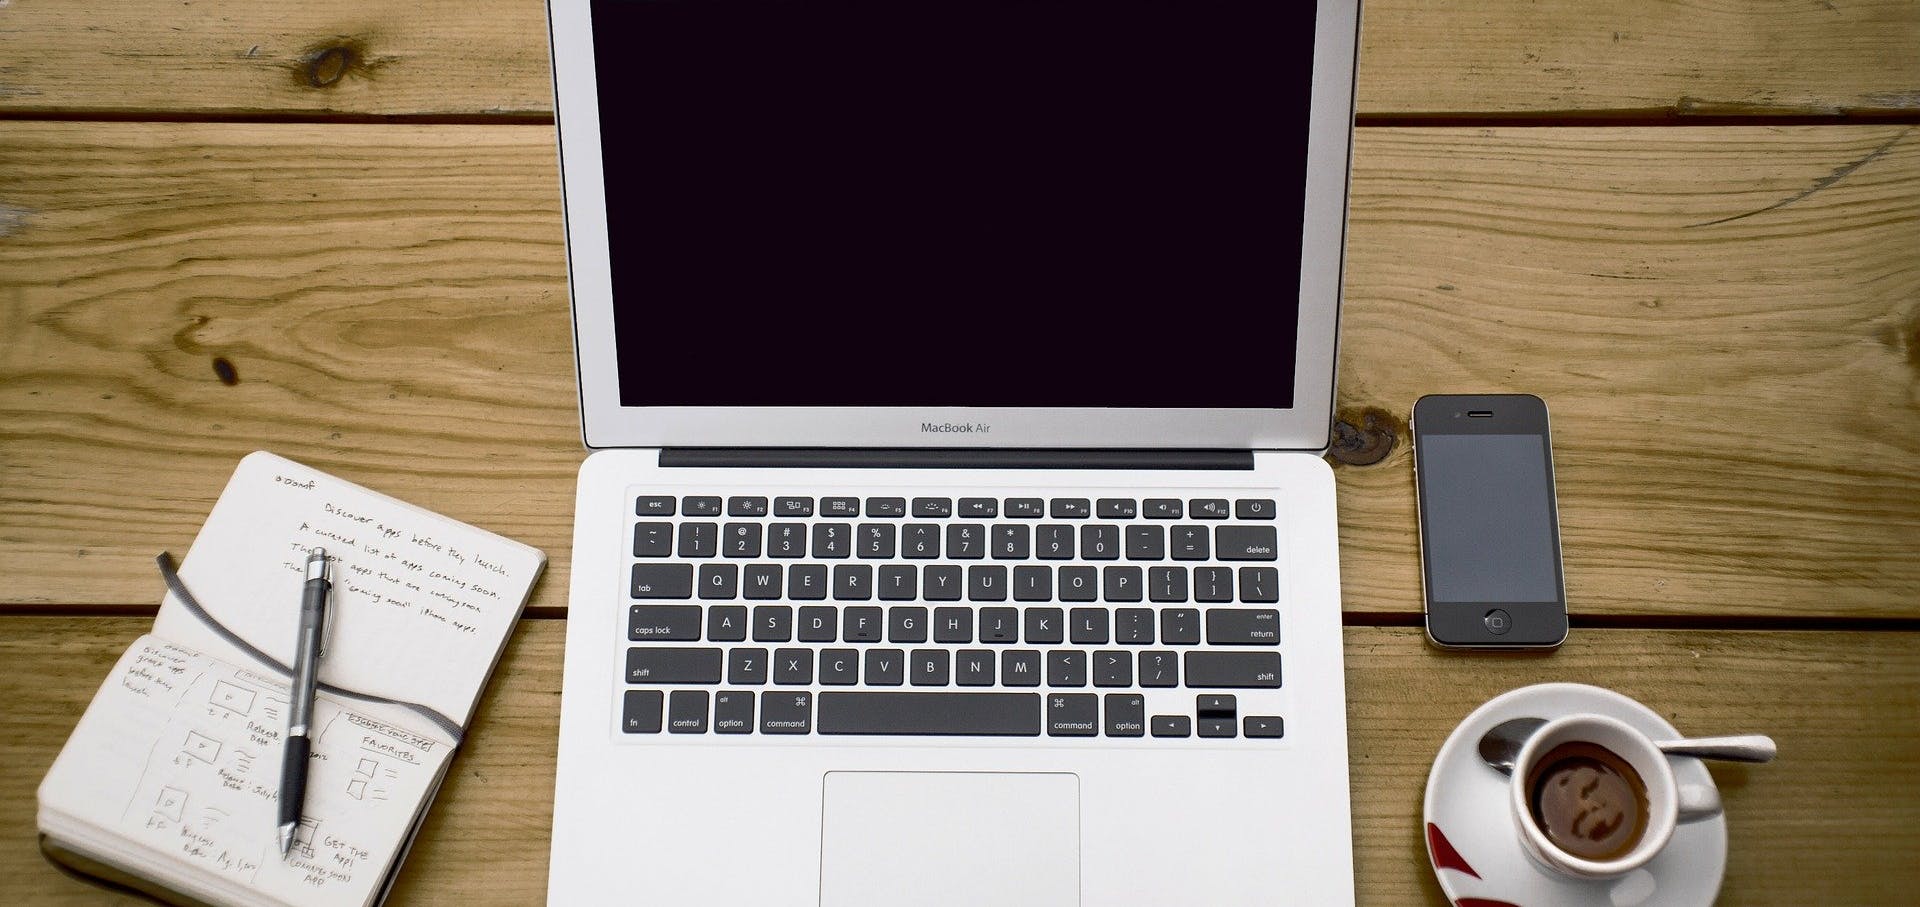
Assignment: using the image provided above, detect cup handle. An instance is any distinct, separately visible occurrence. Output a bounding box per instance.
[1676,780,1722,823]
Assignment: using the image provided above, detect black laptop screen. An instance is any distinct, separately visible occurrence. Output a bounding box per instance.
[591,0,1316,408]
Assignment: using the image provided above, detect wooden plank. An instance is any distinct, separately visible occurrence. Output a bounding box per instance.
[2,123,1917,618]
[1332,125,1920,619]
[0,1,1916,119]
[1,617,1915,903]
[0,122,581,610]
[1358,0,1920,118]
[0,1,556,119]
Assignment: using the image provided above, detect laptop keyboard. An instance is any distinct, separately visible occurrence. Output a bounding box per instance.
[617,491,1289,741]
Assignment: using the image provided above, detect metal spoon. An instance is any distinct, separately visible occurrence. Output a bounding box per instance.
[1478,716,1777,776]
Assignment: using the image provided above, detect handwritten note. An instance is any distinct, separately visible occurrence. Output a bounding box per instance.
[41,639,447,906]
[39,454,540,907]
[151,452,544,728]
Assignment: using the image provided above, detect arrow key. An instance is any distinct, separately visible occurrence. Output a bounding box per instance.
[1243,716,1285,739]
[1199,717,1236,738]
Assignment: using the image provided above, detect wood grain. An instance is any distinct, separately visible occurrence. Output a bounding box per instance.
[1332,126,1920,619]
[0,1,556,119]
[2,618,1915,904]
[4,122,1916,618]
[0,122,580,610]
[0,1,1916,119]
[1357,0,1920,118]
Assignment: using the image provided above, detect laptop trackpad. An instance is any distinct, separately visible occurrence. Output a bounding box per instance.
[820,771,1080,906]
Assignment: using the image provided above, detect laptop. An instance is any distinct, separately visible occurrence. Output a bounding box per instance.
[545,1,1361,903]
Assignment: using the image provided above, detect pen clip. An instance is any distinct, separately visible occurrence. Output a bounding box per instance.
[307,550,335,659]
[319,587,336,659]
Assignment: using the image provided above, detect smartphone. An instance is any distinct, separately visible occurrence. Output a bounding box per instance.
[1412,394,1568,649]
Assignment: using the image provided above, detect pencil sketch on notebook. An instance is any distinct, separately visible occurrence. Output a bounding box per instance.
[73,640,446,902]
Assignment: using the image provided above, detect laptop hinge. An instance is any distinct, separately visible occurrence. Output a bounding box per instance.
[657,448,1257,470]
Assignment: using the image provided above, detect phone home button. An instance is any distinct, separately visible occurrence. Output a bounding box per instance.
[1483,609,1512,635]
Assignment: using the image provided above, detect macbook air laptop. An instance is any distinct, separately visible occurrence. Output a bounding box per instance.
[545,1,1361,902]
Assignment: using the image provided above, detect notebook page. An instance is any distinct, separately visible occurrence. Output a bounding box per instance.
[38,638,448,907]
[152,452,544,728]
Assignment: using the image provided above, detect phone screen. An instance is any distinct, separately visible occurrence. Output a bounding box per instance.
[1417,433,1560,603]
[1415,395,1567,648]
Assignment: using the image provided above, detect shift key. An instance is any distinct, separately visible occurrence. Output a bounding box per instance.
[626,647,723,684]
[1183,652,1281,688]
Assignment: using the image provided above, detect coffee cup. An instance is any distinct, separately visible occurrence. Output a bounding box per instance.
[1509,713,1721,879]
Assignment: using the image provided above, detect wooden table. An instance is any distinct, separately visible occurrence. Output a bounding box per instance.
[3,2,1917,903]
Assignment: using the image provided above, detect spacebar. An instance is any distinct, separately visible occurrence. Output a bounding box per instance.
[817,692,1042,736]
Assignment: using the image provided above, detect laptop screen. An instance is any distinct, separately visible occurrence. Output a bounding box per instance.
[592,0,1317,410]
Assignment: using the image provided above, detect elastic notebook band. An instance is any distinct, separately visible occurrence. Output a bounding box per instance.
[157,552,466,743]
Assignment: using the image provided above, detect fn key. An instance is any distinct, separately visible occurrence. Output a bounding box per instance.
[622,690,662,734]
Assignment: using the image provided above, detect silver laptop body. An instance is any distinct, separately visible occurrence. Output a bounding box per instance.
[546,1,1361,902]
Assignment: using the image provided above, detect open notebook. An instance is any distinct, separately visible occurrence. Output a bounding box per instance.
[38,452,545,907]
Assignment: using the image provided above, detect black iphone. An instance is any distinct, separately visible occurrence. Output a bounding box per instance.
[1413,394,1568,649]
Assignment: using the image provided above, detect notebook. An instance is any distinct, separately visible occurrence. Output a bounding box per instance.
[37,451,545,907]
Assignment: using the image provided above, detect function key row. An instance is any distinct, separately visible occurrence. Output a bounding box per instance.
[622,689,1284,739]
[637,495,826,518]
[636,522,1278,562]
[629,604,1279,646]
[637,496,1277,521]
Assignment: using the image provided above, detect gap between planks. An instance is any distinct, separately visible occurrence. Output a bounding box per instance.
[2,110,1920,129]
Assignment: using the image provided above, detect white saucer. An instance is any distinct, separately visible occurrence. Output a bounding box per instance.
[1423,683,1727,907]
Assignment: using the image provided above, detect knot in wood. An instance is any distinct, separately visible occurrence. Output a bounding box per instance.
[300,39,374,89]
[1328,406,1401,467]
[307,46,355,87]
[1906,307,1920,372]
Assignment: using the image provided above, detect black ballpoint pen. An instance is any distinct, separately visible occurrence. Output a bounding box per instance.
[279,548,332,857]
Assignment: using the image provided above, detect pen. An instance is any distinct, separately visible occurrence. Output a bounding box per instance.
[278,548,332,857]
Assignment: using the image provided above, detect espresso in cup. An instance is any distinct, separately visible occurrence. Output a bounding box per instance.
[1525,740,1649,861]
[1509,712,1722,879]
